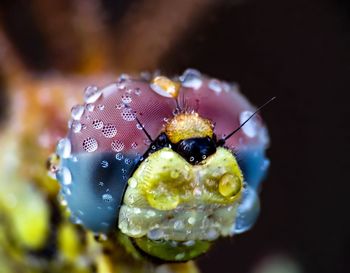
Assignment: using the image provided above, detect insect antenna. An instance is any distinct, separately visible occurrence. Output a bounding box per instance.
[175,97,182,112]
[135,116,153,143]
[217,96,276,146]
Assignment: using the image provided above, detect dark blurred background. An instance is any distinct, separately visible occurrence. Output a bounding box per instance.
[0,0,349,273]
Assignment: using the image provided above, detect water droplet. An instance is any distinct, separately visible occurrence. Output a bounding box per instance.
[221,82,232,92]
[170,241,178,247]
[150,76,180,98]
[189,156,195,162]
[56,138,71,158]
[121,108,136,121]
[60,198,68,207]
[129,177,138,188]
[170,170,180,179]
[180,68,202,89]
[101,160,109,168]
[115,103,125,110]
[111,140,124,152]
[101,83,118,97]
[82,137,98,152]
[134,208,141,214]
[131,142,138,149]
[121,94,132,104]
[101,222,110,227]
[206,229,219,241]
[99,181,104,186]
[102,194,113,203]
[56,167,72,185]
[193,187,202,197]
[71,120,82,133]
[97,104,105,111]
[115,153,123,160]
[261,159,270,172]
[148,228,164,240]
[64,187,72,196]
[183,240,195,247]
[129,226,142,236]
[174,220,184,230]
[175,253,185,261]
[187,217,196,225]
[146,210,156,217]
[86,103,95,112]
[95,233,108,241]
[72,217,82,225]
[136,123,143,130]
[208,79,222,93]
[117,82,126,90]
[92,119,104,129]
[118,73,130,82]
[239,111,258,138]
[101,124,117,138]
[71,105,85,120]
[84,85,102,103]
[134,88,142,96]
[144,139,152,145]
[140,71,151,80]
[124,158,132,165]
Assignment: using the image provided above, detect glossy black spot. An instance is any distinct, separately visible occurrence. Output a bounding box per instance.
[176,137,216,164]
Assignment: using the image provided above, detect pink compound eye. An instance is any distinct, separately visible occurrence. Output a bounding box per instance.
[54,69,270,241]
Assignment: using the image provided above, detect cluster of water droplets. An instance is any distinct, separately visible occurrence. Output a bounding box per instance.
[53,79,149,231]
[53,71,270,238]
[55,138,74,199]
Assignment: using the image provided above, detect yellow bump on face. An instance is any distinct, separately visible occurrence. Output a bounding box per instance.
[150,76,181,98]
[165,113,214,143]
[118,147,244,241]
[218,173,242,197]
[131,149,193,211]
[147,187,180,211]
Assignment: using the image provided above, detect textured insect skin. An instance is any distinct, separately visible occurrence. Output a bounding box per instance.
[54,69,270,262]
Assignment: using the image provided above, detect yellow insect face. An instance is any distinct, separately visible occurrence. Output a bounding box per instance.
[118,147,243,261]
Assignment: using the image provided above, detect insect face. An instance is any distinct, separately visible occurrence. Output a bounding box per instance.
[53,69,271,262]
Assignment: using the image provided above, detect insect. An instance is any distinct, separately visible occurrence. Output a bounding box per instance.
[53,69,272,262]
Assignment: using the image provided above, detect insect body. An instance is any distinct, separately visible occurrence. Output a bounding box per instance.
[54,69,270,262]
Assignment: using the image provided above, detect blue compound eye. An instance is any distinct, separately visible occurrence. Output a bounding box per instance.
[56,144,137,232]
[53,69,271,262]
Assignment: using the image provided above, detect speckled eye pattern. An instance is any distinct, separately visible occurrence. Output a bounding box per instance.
[54,69,270,262]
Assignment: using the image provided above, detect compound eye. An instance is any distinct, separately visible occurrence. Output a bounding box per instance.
[176,137,216,164]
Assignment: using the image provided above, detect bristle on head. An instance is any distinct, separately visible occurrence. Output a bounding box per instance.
[165,113,214,143]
